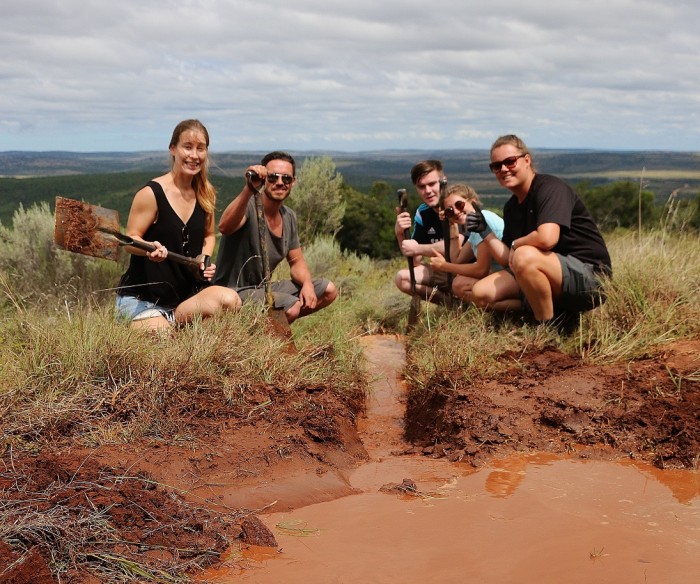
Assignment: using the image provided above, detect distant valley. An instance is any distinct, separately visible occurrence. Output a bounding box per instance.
[1,149,698,225]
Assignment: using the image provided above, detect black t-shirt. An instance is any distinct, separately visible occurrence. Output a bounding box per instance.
[502,174,612,274]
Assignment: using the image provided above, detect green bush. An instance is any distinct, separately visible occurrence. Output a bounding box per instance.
[0,203,124,311]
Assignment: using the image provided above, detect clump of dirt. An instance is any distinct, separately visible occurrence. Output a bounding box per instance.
[54,196,120,261]
[0,453,255,583]
[405,339,700,470]
[0,379,366,583]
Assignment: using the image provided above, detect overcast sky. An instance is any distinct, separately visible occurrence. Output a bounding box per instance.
[2,0,698,153]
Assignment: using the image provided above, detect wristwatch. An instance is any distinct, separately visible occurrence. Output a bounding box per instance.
[510,240,517,250]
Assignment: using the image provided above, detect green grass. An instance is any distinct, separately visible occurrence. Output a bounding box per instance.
[0,203,698,452]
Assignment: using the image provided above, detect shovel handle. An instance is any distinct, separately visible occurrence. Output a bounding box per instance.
[397,188,417,294]
[99,227,203,270]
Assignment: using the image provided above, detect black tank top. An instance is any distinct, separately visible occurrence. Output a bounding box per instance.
[116,181,208,307]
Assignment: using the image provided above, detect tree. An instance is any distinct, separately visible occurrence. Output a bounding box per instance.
[286,156,345,245]
[578,180,657,231]
[337,181,398,259]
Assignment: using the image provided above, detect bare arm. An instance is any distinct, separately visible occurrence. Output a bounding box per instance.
[218,165,266,235]
[512,222,560,251]
[125,186,158,248]
[483,222,561,267]
[123,185,168,261]
[430,239,493,279]
[202,212,217,257]
[287,247,317,308]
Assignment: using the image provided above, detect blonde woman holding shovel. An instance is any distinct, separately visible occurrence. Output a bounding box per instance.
[115,119,241,332]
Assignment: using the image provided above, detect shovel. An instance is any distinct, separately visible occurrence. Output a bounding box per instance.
[246,172,294,341]
[54,196,207,275]
[397,188,420,329]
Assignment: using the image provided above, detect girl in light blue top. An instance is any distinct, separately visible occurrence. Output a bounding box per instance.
[430,183,504,303]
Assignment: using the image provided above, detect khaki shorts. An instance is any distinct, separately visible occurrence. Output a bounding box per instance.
[426,269,452,293]
[521,254,607,315]
[237,279,330,311]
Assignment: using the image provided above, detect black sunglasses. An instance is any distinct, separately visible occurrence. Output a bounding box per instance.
[266,173,295,185]
[182,224,189,255]
[444,199,467,219]
[489,154,526,173]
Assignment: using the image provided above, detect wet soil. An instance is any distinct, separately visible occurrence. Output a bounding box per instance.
[406,339,700,470]
[1,336,698,582]
[54,196,122,261]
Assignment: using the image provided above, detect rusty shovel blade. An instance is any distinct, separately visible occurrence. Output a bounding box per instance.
[54,196,123,261]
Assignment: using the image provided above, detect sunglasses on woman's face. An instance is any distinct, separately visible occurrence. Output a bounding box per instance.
[444,199,467,219]
[266,173,295,185]
[182,224,189,254]
[489,153,526,173]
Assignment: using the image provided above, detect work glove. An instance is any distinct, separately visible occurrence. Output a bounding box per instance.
[466,203,492,237]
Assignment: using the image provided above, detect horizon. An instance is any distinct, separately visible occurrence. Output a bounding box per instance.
[2,145,699,155]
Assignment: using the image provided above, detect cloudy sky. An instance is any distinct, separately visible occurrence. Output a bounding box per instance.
[2,0,698,153]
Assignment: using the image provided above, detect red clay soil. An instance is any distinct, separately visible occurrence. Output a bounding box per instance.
[406,339,700,470]
[1,338,699,582]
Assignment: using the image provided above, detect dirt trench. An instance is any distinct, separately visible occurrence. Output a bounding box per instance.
[1,335,699,582]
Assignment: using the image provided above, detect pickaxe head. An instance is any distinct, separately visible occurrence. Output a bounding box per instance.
[396,188,408,212]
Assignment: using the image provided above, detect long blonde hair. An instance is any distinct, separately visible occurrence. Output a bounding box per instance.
[169,119,217,215]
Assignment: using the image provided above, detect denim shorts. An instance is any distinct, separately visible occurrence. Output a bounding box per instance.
[236,279,330,311]
[115,295,175,323]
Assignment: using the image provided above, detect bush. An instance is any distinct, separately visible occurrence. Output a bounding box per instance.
[0,203,124,311]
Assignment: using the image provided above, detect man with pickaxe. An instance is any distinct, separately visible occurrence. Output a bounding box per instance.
[214,151,337,324]
[394,160,462,305]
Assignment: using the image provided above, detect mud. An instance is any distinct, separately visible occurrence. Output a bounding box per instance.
[202,335,700,584]
[1,335,698,582]
[54,196,121,261]
[406,339,700,470]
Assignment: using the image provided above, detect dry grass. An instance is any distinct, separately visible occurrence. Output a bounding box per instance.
[0,301,367,450]
[401,230,700,385]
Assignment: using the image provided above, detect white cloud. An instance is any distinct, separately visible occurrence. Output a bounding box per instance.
[0,0,698,151]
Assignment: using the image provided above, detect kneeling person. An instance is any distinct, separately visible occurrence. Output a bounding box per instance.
[214,151,337,323]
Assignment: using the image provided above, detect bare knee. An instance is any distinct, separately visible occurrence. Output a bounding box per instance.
[322,281,338,306]
[510,246,544,278]
[395,270,410,293]
[470,284,490,309]
[221,288,242,311]
[452,277,473,300]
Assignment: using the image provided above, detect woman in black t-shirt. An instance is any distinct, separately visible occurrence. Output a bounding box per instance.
[468,134,611,325]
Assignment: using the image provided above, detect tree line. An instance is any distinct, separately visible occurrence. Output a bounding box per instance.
[1,157,699,262]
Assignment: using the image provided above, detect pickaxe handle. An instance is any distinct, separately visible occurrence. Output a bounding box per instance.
[397,189,417,293]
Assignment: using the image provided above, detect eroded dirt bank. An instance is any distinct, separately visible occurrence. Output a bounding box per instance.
[1,336,699,582]
[406,339,700,470]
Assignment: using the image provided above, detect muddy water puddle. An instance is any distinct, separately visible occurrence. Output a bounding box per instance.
[204,335,700,584]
